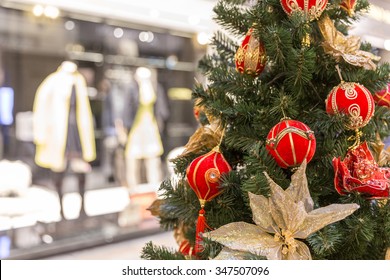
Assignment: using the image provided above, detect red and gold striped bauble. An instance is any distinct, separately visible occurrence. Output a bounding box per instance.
[374,83,390,108]
[325,82,375,130]
[280,0,328,21]
[340,0,357,16]
[266,119,316,169]
[186,146,232,254]
[179,240,195,258]
[235,27,266,76]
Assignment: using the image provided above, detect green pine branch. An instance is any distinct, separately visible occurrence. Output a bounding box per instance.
[141,242,185,260]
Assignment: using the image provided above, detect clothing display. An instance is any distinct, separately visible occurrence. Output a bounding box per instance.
[101,74,137,186]
[0,1,207,260]
[33,61,96,171]
[101,66,169,191]
[32,61,96,218]
[125,68,163,160]
[124,67,169,191]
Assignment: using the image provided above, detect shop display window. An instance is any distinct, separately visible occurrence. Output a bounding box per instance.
[0,6,204,259]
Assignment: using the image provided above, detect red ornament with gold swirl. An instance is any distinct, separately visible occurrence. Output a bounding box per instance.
[325,82,375,130]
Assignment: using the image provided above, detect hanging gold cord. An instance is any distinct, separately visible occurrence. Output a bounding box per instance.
[347,129,362,150]
[302,22,311,48]
[213,125,226,153]
[336,64,344,82]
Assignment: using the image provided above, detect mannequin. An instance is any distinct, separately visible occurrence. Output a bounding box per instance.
[125,67,165,193]
[101,69,137,185]
[33,61,96,219]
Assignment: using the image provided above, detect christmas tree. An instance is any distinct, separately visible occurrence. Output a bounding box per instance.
[142,0,390,260]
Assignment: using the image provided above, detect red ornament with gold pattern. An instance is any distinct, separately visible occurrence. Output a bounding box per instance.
[280,0,328,21]
[340,0,357,16]
[374,83,390,108]
[235,27,266,76]
[325,82,375,130]
[265,119,316,169]
[333,142,390,199]
[186,146,232,254]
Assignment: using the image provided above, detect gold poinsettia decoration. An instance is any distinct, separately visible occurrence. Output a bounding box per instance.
[370,133,390,167]
[178,108,223,159]
[206,161,360,260]
[318,15,380,70]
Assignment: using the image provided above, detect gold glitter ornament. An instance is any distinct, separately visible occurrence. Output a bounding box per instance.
[206,160,360,260]
[370,134,390,167]
[318,15,381,70]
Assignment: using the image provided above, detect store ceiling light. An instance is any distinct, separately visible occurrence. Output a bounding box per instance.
[114,27,124,39]
[139,31,154,43]
[44,6,60,19]
[197,32,211,45]
[32,4,44,17]
[64,20,75,31]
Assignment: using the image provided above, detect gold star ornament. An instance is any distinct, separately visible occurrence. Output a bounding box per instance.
[206,161,360,260]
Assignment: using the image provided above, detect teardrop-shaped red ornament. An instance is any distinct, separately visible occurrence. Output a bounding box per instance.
[235,27,266,76]
[186,147,232,204]
[186,146,232,254]
[340,0,357,16]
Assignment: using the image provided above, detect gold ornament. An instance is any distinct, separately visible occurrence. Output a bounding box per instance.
[318,15,381,70]
[213,247,246,260]
[179,112,223,158]
[370,134,390,167]
[147,198,162,216]
[386,248,390,260]
[207,160,360,260]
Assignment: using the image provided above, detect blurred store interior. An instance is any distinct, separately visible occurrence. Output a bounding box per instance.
[1,0,390,260]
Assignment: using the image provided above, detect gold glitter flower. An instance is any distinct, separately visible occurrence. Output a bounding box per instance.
[207,161,360,260]
[318,15,380,70]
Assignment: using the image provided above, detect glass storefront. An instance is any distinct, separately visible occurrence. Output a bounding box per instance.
[0,6,206,259]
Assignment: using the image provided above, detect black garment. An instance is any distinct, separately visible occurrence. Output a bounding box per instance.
[65,85,82,159]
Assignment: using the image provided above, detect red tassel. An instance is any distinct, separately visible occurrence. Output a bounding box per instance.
[194,208,211,255]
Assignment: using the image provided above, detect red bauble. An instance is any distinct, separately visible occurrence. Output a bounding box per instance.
[333,142,390,199]
[374,84,390,108]
[235,28,266,76]
[325,82,375,130]
[280,0,328,21]
[179,240,195,257]
[186,147,232,254]
[266,119,316,169]
[186,147,232,204]
[340,0,357,16]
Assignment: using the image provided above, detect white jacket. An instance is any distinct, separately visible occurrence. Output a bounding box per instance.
[33,62,96,171]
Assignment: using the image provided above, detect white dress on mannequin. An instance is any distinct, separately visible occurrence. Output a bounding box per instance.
[125,67,163,192]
